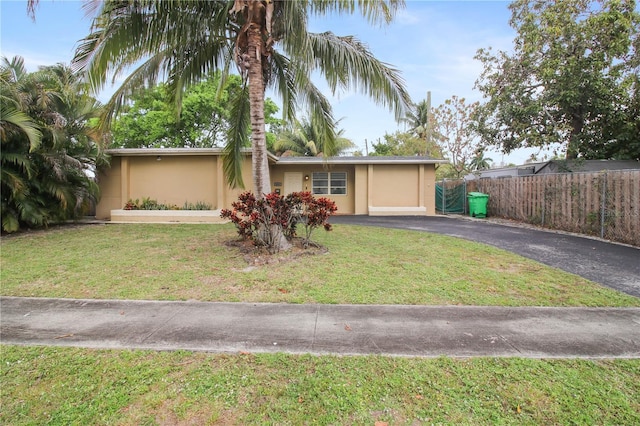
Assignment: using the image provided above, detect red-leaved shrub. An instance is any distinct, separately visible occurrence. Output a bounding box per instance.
[220,191,337,252]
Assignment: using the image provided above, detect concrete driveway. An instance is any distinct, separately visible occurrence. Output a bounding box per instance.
[331,215,640,298]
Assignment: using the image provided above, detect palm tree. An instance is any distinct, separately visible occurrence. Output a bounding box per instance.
[403,97,443,157]
[405,99,431,140]
[64,0,411,196]
[274,117,355,157]
[1,56,104,232]
[469,148,493,171]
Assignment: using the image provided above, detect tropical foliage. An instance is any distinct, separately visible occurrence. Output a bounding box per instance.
[1,56,105,233]
[371,131,440,157]
[70,0,411,196]
[220,191,337,252]
[468,148,494,171]
[273,117,355,157]
[404,98,433,141]
[111,73,281,149]
[474,0,640,160]
[373,96,443,158]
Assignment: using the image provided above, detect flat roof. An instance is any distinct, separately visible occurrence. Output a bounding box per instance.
[106,149,448,165]
[275,155,448,165]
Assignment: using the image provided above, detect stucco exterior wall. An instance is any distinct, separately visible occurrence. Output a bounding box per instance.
[95,150,443,220]
[371,164,419,207]
[354,165,369,215]
[95,152,254,220]
[127,155,218,207]
[95,157,123,220]
[270,165,356,214]
[423,164,437,215]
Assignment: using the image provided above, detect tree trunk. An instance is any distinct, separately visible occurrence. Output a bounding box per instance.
[246,17,291,251]
[246,22,271,198]
[566,113,583,159]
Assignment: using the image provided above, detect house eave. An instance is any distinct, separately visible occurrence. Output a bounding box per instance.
[105,148,280,163]
[274,156,449,166]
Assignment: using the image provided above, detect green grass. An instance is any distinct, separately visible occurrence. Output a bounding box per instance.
[2,346,639,425]
[2,224,639,424]
[1,223,637,306]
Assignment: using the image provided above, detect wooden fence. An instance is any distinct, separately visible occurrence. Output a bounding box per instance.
[466,170,640,246]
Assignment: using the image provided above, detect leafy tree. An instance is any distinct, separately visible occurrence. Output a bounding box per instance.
[371,131,440,157]
[474,0,640,160]
[1,56,105,233]
[433,96,480,178]
[62,0,410,197]
[111,73,281,148]
[273,117,355,156]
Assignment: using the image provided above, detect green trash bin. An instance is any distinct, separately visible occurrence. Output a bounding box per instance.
[467,192,489,218]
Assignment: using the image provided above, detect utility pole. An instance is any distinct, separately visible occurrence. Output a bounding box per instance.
[425,91,432,157]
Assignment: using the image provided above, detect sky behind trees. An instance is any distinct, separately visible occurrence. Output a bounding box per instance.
[1,0,549,164]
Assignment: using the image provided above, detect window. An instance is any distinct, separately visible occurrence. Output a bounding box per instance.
[312,172,347,195]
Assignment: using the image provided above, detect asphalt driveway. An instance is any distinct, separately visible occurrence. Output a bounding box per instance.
[331,215,640,298]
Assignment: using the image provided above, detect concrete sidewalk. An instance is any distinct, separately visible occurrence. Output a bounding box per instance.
[2,297,639,358]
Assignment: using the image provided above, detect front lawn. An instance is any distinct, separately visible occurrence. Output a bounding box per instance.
[1,223,637,306]
[2,223,639,424]
[2,346,639,425]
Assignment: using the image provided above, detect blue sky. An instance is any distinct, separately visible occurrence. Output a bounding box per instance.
[1,0,547,164]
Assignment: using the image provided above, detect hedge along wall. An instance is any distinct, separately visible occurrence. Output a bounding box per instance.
[467,170,640,247]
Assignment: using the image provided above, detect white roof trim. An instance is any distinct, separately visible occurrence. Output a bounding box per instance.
[105,149,447,165]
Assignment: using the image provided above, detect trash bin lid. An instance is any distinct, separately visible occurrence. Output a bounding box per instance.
[467,192,488,197]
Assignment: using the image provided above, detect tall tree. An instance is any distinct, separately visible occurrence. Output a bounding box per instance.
[433,96,479,178]
[111,74,280,148]
[1,56,105,233]
[273,117,355,157]
[371,131,442,157]
[474,0,640,160]
[63,0,410,196]
[403,95,442,157]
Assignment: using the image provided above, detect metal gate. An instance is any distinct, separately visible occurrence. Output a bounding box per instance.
[435,179,467,214]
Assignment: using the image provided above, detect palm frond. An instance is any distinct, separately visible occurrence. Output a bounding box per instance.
[0,107,43,151]
[224,83,251,188]
[307,31,412,121]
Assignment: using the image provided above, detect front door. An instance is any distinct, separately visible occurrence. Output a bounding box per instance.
[284,172,303,195]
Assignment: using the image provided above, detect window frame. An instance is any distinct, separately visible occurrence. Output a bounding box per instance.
[312,171,347,196]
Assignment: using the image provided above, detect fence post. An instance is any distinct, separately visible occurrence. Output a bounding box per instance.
[600,171,607,239]
[463,180,467,215]
[541,180,546,227]
[443,178,447,215]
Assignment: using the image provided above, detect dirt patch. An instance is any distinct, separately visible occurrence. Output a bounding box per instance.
[226,238,328,267]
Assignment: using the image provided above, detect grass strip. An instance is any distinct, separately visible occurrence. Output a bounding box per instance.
[2,345,639,425]
[1,223,637,306]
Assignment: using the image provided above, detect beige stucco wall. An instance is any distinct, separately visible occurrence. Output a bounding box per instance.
[127,155,217,207]
[95,157,123,220]
[365,163,437,215]
[95,151,440,220]
[371,164,420,207]
[95,153,254,220]
[354,164,369,215]
[424,164,437,215]
[270,165,356,214]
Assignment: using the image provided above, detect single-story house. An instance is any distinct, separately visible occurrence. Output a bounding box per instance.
[96,148,447,222]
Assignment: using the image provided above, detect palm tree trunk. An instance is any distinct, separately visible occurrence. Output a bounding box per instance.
[246,18,291,251]
[246,22,271,198]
